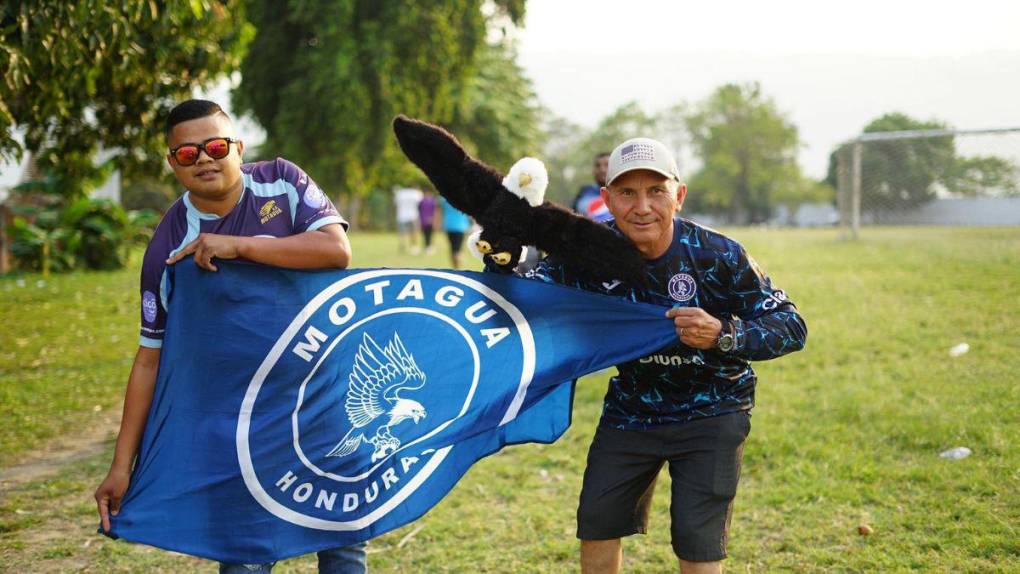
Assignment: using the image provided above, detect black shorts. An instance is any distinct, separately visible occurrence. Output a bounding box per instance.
[447,231,465,253]
[576,411,751,562]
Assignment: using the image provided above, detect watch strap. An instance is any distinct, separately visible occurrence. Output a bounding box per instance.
[730,318,744,352]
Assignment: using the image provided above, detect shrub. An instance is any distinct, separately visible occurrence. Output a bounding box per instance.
[59,198,130,270]
[7,199,138,273]
[8,207,76,276]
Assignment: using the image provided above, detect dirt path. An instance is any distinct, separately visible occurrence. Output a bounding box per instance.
[0,409,120,493]
[0,406,208,573]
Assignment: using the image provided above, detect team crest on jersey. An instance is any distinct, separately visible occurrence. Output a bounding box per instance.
[304,183,327,209]
[237,270,535,530]
[259,199,283,224]
[668,273,697,302]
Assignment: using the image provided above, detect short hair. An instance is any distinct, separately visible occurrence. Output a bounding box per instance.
[594,152,610,164]
[165,99,230,139]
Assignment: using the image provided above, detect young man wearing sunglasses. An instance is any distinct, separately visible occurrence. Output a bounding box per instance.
[94,99,365,573]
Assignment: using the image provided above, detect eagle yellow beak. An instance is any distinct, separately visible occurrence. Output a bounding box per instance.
[518,173,533,188]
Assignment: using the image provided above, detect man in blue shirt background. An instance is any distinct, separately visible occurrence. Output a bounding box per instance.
[439,196,472,269]
[572,151,611,222]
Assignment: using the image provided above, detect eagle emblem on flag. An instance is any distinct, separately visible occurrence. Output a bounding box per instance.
[326,332,427,462]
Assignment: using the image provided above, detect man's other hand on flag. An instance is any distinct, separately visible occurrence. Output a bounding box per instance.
[166,233,240,272]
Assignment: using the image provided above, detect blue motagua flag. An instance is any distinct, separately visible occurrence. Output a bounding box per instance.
[105,261,677,563]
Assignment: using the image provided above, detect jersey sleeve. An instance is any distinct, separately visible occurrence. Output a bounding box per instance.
[276,158,348,234]
[138,225,173,348]
[723,243,807,360]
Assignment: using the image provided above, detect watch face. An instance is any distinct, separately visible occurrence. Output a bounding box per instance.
[718,334,735,352]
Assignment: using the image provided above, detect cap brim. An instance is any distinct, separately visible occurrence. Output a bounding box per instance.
[606,166,678,186]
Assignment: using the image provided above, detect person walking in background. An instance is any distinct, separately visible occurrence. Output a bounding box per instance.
[437,196,471,269]
[572,152,612,222]
[418,187,438,255]
[393,184,423,254]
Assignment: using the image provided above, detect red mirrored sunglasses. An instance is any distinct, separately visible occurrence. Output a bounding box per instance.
[170,137,238,166]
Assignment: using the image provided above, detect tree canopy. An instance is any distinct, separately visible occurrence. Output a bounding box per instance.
[541,89,830,222]
[233,0,528,204]
[685,82,822,224]
[1,1,252,200]
[447,39,542,175]
[542,102,657,205]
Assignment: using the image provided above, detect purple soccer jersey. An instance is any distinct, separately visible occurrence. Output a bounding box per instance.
[418,195,437,228]
[138,158,347,348]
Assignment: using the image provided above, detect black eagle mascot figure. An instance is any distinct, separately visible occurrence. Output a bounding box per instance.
[392,115,647,287]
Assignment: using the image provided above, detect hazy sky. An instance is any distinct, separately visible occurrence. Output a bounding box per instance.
[517,0,1020,177]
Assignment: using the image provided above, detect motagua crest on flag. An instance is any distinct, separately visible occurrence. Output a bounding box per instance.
[237,269,535,531]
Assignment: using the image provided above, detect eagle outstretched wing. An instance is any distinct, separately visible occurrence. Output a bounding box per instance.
[392,115,648,287]
[345,333,424,427]
[380,333,426,398]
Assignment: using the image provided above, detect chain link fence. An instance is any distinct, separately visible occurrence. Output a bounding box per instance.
[835,127,1020,237]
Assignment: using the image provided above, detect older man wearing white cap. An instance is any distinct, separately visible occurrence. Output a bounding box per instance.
[484,136,807,573]
[600,138,685,259]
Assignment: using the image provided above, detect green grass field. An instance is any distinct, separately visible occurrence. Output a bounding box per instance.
[1,227,1018,572]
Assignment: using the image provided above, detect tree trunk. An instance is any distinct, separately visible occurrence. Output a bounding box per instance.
[42,240,50,278]
[336,192,360,232]
[347,195,362,232]
[0,205,9,274]
[731,160,751,225]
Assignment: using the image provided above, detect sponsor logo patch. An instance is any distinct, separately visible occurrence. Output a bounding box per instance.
[639,353,705,366]
[762,289,788,311]
[601,279,622,291]
[142,291,158,323]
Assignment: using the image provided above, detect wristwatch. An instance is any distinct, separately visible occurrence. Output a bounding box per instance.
[716,318,737,353]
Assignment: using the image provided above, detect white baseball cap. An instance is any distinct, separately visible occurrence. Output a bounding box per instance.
[606,137,680,186]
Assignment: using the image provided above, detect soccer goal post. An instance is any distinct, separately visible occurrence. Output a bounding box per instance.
[835,126,1020,238]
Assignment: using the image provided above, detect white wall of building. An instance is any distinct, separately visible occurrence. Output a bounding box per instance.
[861,197,1020,226]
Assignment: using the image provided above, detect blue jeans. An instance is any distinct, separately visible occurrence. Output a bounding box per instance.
[219,542,367,574]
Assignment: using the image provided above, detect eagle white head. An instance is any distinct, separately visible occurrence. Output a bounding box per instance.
[468,156,549,264]
[501,157,548,207]
[390,398,426,425]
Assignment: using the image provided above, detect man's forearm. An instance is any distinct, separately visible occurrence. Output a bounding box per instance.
[732,308,807,361]
[237,226,351,269]
[110,347,160,472]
